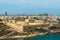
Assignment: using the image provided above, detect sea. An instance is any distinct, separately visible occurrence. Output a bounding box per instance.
[1,33,60,40]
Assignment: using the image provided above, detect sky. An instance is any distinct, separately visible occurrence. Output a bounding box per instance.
[0,0,60,15]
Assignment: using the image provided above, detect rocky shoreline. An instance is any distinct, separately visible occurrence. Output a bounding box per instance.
[0,31,60,39]
[0,32,48,39]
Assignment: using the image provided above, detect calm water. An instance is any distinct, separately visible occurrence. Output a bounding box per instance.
[1,33,60,40]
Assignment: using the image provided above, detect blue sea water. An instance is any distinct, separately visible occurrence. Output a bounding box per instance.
[1,33,60,40]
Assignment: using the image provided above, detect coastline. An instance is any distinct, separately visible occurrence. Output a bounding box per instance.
[0,32,48,39]
[0,30,60,39]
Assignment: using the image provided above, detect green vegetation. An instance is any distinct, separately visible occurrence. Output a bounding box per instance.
[48,27,60,30]
[35,28,48,33]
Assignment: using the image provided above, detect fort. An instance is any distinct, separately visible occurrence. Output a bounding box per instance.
[0,14,60,39]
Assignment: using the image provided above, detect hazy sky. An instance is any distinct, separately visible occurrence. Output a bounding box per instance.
[0,0,60,15]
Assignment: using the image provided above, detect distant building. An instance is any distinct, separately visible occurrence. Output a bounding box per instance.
[5,11,7,16]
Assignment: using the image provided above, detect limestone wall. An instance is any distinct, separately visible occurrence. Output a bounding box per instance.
[6,22,24,33]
